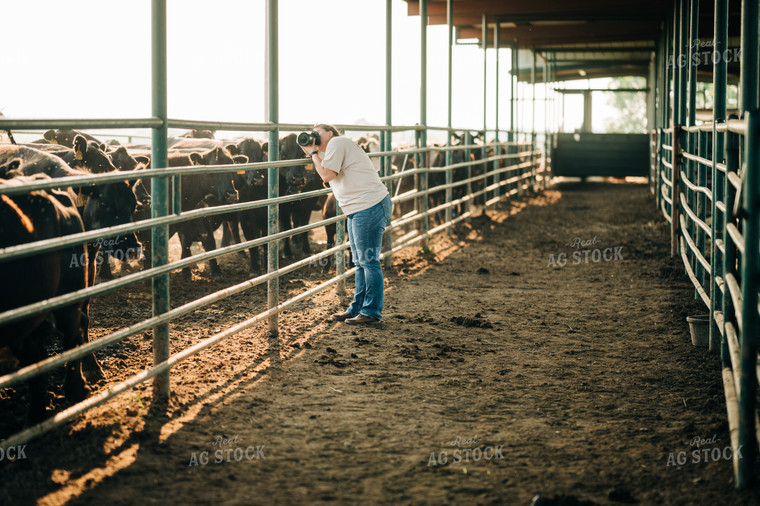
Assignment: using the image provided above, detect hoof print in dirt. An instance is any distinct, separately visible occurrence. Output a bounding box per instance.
[450,315,493,328]
[315,354,348,368]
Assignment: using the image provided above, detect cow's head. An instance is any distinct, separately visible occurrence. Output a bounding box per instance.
[82,180,141,259]
[199,147,239,204]
[71,135,119,174]
[108,146,146,172]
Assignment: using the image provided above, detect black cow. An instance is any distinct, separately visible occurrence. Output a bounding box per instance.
[279,133,325,258]
[43,129,103,149]
[0,143,142,282]
[0,171,103,422]
[129,147,238,280]
[229,138,295,274]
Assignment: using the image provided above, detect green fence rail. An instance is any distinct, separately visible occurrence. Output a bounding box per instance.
[651,0,758,489]
[0,118,548,450]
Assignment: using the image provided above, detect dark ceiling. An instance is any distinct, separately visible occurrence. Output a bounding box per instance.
[404,0,741,82]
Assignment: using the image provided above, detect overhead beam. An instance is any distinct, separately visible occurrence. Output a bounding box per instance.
[406,0,669,21]
[460,21,661,45]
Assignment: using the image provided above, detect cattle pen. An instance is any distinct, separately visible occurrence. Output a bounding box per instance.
[1,0,759,502]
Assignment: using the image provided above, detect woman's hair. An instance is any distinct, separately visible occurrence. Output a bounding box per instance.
[314,124,341,137]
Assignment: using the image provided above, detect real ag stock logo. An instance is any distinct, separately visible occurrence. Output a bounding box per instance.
[546,236,624,268]
[665,434,741,466]
[427,435,505,467]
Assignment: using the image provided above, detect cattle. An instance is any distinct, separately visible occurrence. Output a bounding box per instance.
[0,143,143,282]
[218,137,300,274]
[135,146,239,281]
[43,129,104,149]
[181,129,215,139]
[279,133,325,258]
[0,171,103,423]
[93,146,151,279]
[390,148,417,230]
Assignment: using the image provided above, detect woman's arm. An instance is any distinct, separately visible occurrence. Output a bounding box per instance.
[301,142,337,183]
[310,152,337,183]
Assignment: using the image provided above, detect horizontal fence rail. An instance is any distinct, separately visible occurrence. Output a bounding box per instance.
[651,0,760,490]
[0,119,549,450]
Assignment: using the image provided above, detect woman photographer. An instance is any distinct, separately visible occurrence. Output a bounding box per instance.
[300,124,392,324]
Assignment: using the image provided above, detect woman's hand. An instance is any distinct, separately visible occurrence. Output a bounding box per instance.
[300,143,317,156]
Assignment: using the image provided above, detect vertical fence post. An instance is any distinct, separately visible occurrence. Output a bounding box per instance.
[266,0,279,338]
[531,49,537,192]
[736,0,759,488]
[687,0,700,294]
[737,111,759,491]
[510,43,517,193]
[493,21,500,203]
[445,0,453,230]
[711,0,727,352]
[384,0,393,269]
[514,38,520,196]
[671,123,681,257]
[465,131,472,221]
[420,0,429,248]
[150,0,170,402]
[481,14,487,208]
[722,121,738,363]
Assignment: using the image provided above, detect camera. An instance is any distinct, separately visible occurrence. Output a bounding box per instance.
[297,131,321,147]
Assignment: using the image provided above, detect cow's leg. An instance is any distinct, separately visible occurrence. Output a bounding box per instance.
[201,229,224,281]
[79,302,105,383]
[55,306,90,404]
[99,249,114,280]
[179,231,193,278]
[324,222,336,272]
[280,209,293,259]
[12,323,50,423]
[298,211,312,255]
[230,218,247,259]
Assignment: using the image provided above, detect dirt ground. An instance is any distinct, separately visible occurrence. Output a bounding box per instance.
[1,181,759,505]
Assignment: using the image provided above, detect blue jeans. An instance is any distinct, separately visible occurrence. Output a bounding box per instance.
[346,194,392,320]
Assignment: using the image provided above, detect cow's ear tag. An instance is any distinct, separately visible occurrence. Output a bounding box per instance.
[305,164,314,171]
[75,149,84,161]
[236,170,245,175]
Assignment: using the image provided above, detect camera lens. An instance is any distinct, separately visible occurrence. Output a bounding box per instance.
[297,132,311,146]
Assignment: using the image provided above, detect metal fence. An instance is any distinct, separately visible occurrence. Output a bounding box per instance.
[0,0,556,456]
[0,118,548,449]
[651,0,758,489]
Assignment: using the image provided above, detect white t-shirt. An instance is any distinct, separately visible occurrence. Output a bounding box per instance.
[321,136,389,215]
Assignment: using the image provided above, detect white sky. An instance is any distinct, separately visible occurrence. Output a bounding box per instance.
[2,0,620,143]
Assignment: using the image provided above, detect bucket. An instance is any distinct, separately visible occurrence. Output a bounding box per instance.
[686,315,710,347]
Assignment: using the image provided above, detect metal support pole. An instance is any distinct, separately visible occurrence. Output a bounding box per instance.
[723,121,739,363]
[266,0,280,336]
[531,49,536,192]
[712,0,727,354]
[150,0,170,401]
[481,14,487,208]
[384,0,393,269]
[736,0,759,488]
[420,0,429,247]
[737,114,759,489]
[493,21,500,202]
[445,0,453,230]
[671,123,681,257]
[688,0,701,292]
[465,131,472,221]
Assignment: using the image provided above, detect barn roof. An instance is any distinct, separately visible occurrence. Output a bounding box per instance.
[403,0,742,82]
